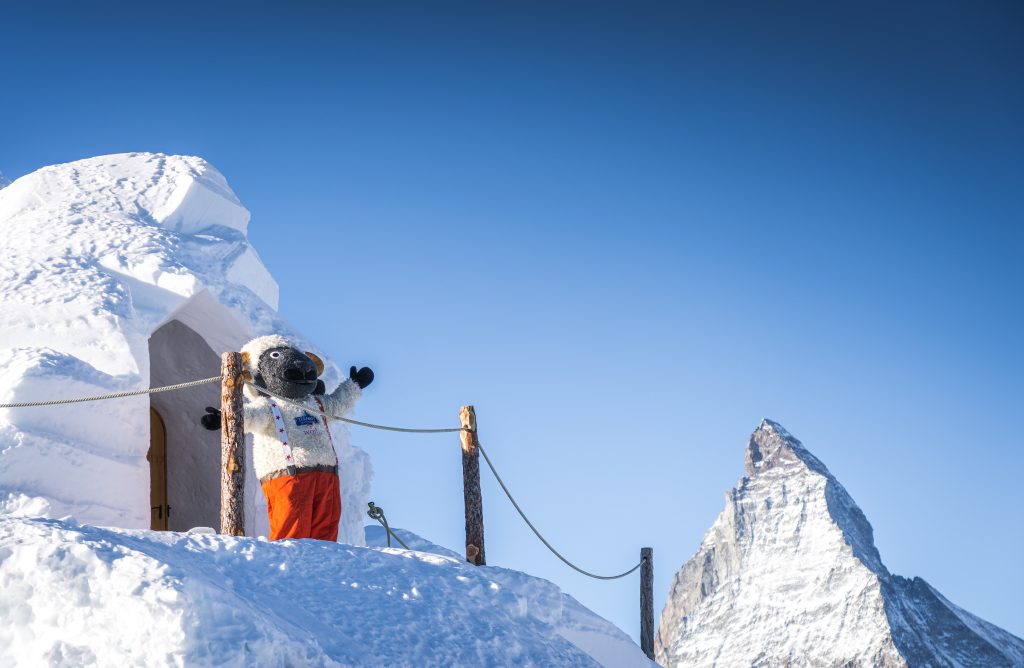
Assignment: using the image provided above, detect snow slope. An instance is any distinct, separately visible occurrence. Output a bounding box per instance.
[0,514,655,667]
[0,153,370,542]
[655,420,1024,667]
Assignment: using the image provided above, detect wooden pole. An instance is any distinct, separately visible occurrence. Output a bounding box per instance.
[219,352,245,536]
[459,405,486,565]
[640,547,654,660]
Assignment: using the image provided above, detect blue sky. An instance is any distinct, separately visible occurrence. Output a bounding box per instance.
[3,0,1022,643]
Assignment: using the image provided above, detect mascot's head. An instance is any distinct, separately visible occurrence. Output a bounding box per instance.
[240,335,325,400]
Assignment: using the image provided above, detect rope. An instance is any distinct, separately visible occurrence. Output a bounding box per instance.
[244,381,465,434]
[0,377,221,408]
[477,441,645,580]
[367,502,411,550]
[0,370,646,580]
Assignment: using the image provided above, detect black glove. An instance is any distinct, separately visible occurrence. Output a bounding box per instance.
[200,406,221,430]
[350,366,374,389]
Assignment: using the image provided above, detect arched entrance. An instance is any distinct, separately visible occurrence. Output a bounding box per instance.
[148,319,222,532]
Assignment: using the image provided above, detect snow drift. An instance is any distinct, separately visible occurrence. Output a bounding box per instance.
[0,514,655,667]
[0,153,370,542]
[655,420,1024,667]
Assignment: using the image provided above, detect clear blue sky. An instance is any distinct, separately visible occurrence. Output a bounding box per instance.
[3,0,1021,644]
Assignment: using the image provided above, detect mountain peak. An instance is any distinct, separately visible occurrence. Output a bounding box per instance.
[656,422,1024,667]
[745,418,828,479]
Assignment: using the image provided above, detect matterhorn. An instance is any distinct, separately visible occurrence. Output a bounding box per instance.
[656,420,1024,667]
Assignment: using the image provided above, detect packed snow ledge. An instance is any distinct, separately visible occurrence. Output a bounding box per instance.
[0,515,654,667]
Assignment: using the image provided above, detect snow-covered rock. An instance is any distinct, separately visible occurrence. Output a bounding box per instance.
[0,514,655,667]
[0,153,370,542]
[655,420,1024,667]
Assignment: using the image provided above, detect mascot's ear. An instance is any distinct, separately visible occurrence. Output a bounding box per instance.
[305,352,325,376]
[240,351,253,381]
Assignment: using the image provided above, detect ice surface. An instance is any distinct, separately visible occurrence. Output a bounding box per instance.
[0,515,655,667]
[655,419,1024,667]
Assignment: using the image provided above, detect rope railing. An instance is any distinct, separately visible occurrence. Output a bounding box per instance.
[242,380,466,434]
[1,373,641,579]
[476,440,645,580]
[0,364,657,656]
[240,379,643,579]
[0,374,463,433]
[0,376,221,408]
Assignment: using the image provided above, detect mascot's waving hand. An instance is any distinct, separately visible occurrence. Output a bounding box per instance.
[201,335,373,541]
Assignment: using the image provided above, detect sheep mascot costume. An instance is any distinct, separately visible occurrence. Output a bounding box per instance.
[201,335,373,541]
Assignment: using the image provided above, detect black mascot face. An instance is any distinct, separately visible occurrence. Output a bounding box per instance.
[254,347,324,399]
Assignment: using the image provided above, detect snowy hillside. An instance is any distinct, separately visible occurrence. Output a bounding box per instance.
[0,153,370,541]
[655,420,1024,667]
[0,513,655,667]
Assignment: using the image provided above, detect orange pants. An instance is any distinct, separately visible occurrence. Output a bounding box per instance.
[261,471,341,541]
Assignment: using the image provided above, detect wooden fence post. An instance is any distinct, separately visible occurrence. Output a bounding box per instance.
[641,547,654,660]
[459,405,486,565]
[220,352,245,536]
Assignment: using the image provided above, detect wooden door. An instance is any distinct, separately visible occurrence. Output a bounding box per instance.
[148,408,169,530]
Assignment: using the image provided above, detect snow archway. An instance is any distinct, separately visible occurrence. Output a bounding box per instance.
[148,319,221,532]
[145,291,271,537]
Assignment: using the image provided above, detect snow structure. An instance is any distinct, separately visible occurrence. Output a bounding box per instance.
[0,154,655,667]
[656,419,1024,667]
[0,152,371,542]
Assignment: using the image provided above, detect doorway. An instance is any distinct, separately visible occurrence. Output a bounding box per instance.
[148,319,222,532]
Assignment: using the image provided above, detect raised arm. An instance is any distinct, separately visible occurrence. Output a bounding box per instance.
[321,366,372,417]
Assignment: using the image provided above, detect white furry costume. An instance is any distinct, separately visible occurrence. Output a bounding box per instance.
[240,335,362,482]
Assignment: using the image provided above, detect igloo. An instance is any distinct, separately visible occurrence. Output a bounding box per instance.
[0,153,371,543]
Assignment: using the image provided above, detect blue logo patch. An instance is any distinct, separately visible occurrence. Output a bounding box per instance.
[294,411,318,427]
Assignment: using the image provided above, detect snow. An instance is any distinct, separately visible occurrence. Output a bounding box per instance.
[655,419,1024,667]
[364,526,657,668]
[0,153,367,541]
[0,153,654,667]
[0,514,655,667]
